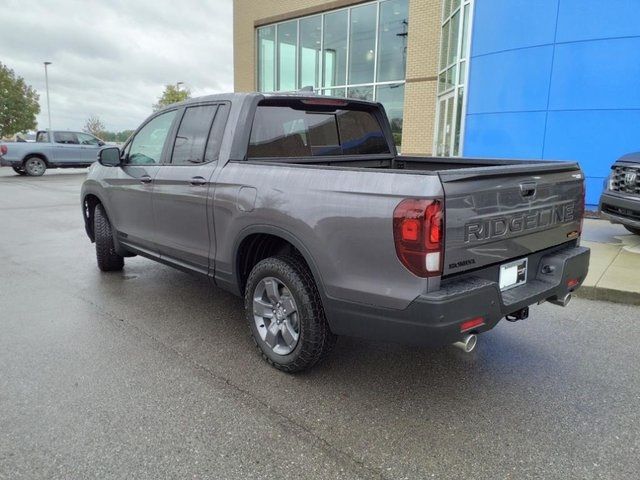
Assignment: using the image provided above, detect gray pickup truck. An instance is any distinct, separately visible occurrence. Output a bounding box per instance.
[81,93,590,372]
[0,130,105,176]
[599,152,640,235]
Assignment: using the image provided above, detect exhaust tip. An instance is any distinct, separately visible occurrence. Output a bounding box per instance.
[453,334,477,353]
[549,293,572,307]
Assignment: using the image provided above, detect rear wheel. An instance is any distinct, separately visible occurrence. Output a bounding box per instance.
[23,156,46,176]
[245,255,336,372]
[94,204,124,271]
[624,225,640,236]
[12,166,27,175]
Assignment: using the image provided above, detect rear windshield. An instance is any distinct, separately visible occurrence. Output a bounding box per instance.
[247,104,390,158]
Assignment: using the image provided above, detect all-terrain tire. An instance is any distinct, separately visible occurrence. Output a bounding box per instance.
[245,254,337,372]
[12,166,27,175]
[23,156,47,176]
[624,225,640,236]
[94,204,124,272]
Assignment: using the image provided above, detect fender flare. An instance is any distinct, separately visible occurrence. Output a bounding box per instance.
[21,152,50,166]
[231,224,328,300]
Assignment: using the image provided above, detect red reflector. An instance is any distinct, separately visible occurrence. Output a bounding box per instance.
[460,317,485,332]
[0,144,7,155]
[401,219,420,241]
[567,278,579,289]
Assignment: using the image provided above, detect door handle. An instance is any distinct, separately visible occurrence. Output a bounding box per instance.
[190,176,207,186]
[140,175,152,184]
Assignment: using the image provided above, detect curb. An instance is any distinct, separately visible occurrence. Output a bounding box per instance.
[574,285,640,306]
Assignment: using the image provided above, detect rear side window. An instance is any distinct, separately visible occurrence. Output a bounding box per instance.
[54,132,79,144]
[171,105,218,165]
[247,105,390,158]
[36,132,48,142]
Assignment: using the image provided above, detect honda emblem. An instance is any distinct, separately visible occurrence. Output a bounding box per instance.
[625,171,637,185]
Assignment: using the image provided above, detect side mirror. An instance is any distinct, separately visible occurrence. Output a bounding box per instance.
[97,140,106,147]
[98,147,121,167]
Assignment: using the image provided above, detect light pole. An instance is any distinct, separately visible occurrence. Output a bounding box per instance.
[43,62,52,133]
[176,81,184,92]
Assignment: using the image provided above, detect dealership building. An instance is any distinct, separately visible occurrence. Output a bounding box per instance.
[234,0,640,206]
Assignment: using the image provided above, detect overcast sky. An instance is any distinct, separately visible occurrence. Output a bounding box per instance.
[0,0,234,132]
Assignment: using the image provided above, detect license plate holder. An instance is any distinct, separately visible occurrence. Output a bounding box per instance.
[499,258,528,291]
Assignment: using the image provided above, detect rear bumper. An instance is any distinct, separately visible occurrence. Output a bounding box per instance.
[599,191,640,228]
[0,157,17,167]
[325,245,590,347]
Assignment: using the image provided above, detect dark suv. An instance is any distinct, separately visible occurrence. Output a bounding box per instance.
[600,152,640,235]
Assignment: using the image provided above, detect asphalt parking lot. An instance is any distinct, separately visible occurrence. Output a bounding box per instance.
[1,168,639,479]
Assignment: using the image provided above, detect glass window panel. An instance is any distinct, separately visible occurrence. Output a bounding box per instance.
[347,85,374,102]
[257,26,275,92]
[439,20,449,70]
[277,21,297,91]
[448,10,460,66]
[247,105,389,157]
[127,110,177,165]
[453,87,464,156]
[322,87,346,97]
[299,16,322,89]
[443,0,452,20]
[348,4,377,85]
[438,72,447,93]
[377,0,409,82]
[376,82,404,148]
[171,105,218,165]
[452,0,461,13]
[459,60,466,85]
[461,3,470,59]
[444,96,453,156]
[323,10,348,87]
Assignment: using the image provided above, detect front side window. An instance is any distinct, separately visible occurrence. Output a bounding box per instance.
[126,110,177,165]
[171,105,218,165]
[247,104,390,158]
[54,132,79,144]
[77,133,101,146]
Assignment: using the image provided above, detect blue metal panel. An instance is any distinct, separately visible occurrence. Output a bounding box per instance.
[544,110,640,205]
[549,37,640,110]
[464,112,547,159]
[557,0,640,43]
[467,45,554,114]
[464,0,640,207]
[471,0,558,56]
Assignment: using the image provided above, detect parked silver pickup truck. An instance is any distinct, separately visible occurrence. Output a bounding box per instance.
[0,130,105,176]
[81,93,590,372]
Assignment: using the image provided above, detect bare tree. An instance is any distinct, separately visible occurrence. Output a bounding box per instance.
[83,116,106,138]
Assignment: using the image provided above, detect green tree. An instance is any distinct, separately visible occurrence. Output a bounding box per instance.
[83,115,106,138]
[153,84,191,111]
[0,63,40,137]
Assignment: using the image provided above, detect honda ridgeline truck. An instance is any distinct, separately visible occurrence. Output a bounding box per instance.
[0,130,105,176]
[81,93,590,372]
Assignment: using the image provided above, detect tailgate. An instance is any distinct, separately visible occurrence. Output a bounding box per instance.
[440,162,584,276]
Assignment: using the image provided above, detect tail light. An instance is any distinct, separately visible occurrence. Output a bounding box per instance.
[393,198,444,277]
[0,144,7,156]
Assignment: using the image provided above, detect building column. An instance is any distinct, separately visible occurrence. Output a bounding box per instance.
[400,0,441,155]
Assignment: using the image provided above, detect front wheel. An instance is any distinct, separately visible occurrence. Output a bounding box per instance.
[245,255,336,372]
[23,156,47,176]
[94,204,124,271]
[12,166,27,175]
[624,225,640,236]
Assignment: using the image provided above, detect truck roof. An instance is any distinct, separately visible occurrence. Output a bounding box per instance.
[158,91,380,111]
